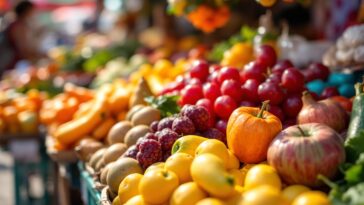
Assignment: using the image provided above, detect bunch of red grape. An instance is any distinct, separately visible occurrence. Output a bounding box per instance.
[161,45,323,128]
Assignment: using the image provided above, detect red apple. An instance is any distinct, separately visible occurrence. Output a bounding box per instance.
[267,123,345,187]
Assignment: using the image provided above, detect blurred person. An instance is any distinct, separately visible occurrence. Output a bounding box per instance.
[0,1,45,76]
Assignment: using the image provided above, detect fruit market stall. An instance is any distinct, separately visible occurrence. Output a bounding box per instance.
[1,0,364,205]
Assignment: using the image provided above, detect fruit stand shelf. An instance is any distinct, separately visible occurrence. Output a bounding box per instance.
[79,163,101,205]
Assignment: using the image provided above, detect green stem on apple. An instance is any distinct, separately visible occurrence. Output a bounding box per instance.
[297,126,307,137]
[257,100,270,118]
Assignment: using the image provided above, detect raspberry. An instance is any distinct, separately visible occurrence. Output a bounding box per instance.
[156,128,180,151]
[150,121,159,133]
[122,145,138,159]
[172,116,195,135]
[181,105,210,131]
[157,117,175,131]
[145,133,158,141]
[203,128,226,143]
[137,139,162,169]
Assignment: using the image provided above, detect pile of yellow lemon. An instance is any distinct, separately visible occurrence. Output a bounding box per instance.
[113,135,330,205]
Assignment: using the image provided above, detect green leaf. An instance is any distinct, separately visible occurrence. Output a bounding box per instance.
[145,95,180,118]
[342,183,364,205]
[345,130,364,162]
[208,42,231,62]
[345,165,364,185]
[356,153,364,164]
[240,26,257,42]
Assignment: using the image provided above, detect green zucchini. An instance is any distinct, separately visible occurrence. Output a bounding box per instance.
[345,82,364,162]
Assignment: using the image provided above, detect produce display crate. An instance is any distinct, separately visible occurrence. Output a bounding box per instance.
[79,163,102,205]
[1,132,52,205]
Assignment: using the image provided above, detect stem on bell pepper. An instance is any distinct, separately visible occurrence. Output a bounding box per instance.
[257,100,270,118]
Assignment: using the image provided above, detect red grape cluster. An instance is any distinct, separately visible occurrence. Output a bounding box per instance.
[161,45,321,128]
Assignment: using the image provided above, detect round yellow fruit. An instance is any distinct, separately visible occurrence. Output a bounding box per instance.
[243,185,287,205]
[139,169,179,204]
[118,173,143,203]
[282,185,310,204]
[292,191,330,205]
[165,153,194,183]
[240,164,255,185]
[244,164,281,191]
[195,139,229,167]
[228,169,244,186]
[124,195,146,205]
[170,182,207,205]
[144,162,165,174]
[191,154,236,198]
[196,198,225,205]
[112,196,120,205]
[226,194,244,205]
[226,150,240,169]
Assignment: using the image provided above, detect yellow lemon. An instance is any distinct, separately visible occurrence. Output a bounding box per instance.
[144,162,165,174]
[165,153,194,183]
[282,185,310,204]
[228,169,244,186]
[196,198,225,205]
[243,185,287,205]
[172,135,208,156]
[195,139,229,167]
[118,173,143,203]
[191,154,235,198]
[240,164,255,185]
[124,195,147,205]
[139,169,179,204]
[292,191,331,205]
[244,164,281,191]
[226,193,244,205]
[170,182,208,205]
[112,196,120,205]
[226,150,240,169]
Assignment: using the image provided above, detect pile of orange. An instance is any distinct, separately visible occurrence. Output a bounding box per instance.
[187,5,230,33]
[0,90,46,134]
